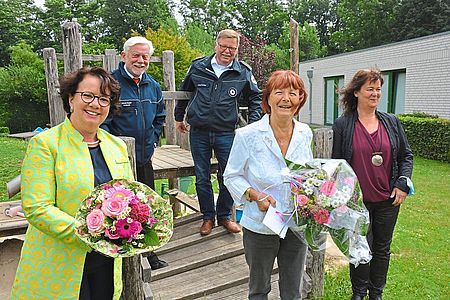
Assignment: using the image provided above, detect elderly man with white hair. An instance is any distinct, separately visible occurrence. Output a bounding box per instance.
[101,36,167,270]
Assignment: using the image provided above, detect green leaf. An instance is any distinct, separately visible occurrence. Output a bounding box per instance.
[329,228,349,256]
[144,230,161,247]
[304,224,323,251]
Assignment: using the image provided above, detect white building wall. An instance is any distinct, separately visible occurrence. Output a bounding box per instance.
[298,31,450,125]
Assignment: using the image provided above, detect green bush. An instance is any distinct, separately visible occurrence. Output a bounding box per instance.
[399,114,450,162]
[0,127,9,135]
[0,42,49,133]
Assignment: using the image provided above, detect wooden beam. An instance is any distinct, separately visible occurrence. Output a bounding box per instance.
[290,18,300,74]
[43,48,65,126]
[62,20,82,73]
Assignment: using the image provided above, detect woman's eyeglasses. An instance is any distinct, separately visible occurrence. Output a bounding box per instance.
[75,92,111,107]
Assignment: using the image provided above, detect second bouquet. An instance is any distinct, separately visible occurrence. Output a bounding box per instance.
[75,179,173,258]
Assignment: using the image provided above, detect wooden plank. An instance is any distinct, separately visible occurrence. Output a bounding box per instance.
[152,235,244,281]
[55,54,162,63]
[173,212,202,227]
[205,273,280,300]
[7,132,37,140]
[156,226,229,256]
[167,189,200,212]
[150,255,250,300]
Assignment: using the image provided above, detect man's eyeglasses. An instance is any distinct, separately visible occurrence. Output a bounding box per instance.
[75,92,111,107]
[218,43,238,52]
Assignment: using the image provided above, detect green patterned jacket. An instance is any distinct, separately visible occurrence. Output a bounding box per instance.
[11,118,133,300]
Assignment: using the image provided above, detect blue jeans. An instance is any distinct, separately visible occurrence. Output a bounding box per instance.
[189,128,235,221]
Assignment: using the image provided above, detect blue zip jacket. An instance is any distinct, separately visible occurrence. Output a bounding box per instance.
[174,55,262,131]
[101,62,166,166]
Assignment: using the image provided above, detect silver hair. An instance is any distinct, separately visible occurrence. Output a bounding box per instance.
[123,36,154,56]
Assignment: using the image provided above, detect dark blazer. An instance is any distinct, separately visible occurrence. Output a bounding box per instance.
[332,110,413,193]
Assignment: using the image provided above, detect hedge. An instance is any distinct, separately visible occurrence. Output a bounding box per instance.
[399,113,450,162]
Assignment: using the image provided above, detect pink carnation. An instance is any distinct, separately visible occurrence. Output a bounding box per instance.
[115,219,142,238]
[320,181,337,196]
[129,201,151,223]
[313,209,330,224]
[86,209,105,234]
[148,216,158,228]
[296,194,309,206]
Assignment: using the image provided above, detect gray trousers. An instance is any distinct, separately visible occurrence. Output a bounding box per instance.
[243,228,308,300]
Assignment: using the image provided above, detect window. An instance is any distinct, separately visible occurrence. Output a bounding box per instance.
[324,76,344,125]
[380,69,406,114]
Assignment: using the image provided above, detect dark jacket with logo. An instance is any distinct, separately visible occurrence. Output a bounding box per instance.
[332,110,413,194]
[174,55,262,131]
[101,61,166,166]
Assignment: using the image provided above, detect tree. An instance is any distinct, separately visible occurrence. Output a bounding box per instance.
[266,22,325,70]
[0,43,49,132]
[392,0,450,41]
[330,0,399,53]
[100,0,178,49]
[144,28,203,88]
[183,22,215,55]
[234,0,288,45]
[0,0,41,66]
[288,0,340,55]
[179,0,236,35]
[238,35,276,89]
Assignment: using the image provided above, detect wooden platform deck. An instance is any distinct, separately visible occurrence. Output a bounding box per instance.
[143,212,292,300]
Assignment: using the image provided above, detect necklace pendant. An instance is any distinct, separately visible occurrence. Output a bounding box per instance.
[371,152,383,167]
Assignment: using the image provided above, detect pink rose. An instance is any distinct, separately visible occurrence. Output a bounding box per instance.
[296,194,309,206]
[86,209,105,234]
[320,181,337,196]
[101,197,128,217]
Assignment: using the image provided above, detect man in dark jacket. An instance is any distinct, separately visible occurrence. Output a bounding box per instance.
[101,36,167,269]
[174,29,262,236]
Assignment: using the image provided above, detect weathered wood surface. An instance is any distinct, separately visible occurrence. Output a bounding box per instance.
[152,145,218,180]
[43,47,65,127]
[290,18,300,74]
[0,201,27,236]
[307,127,334,298]
[167,189,200,212]
[62,20,82,74]
[144,212,287,300]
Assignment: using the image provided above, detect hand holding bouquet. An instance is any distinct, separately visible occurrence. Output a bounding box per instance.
[75,179,173,258]
[286,159,371,266]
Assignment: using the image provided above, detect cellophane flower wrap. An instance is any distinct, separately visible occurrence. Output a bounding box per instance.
[286,159,371,266]
[75,179,173,258]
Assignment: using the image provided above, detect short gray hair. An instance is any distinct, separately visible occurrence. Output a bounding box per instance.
[123,36,154,56]
[215,29,240,46]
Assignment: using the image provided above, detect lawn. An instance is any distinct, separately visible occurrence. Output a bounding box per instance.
[1,137,449,299]
[321,156,450,299]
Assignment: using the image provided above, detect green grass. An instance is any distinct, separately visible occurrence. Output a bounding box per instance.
[0,137,28,201]
[321,157,450,299]
[2,137,449,299]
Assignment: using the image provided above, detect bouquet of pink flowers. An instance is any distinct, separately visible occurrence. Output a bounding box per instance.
[75,179,173,258]
[285,159,371,266]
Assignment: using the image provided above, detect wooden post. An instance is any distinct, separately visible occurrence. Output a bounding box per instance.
[104,49,120,72]
[62,20,82,73]
[290,18,299,74]
[43,48,65,126]
[307,127,334,298]
[119,136,144,300]
[162,50,177,145]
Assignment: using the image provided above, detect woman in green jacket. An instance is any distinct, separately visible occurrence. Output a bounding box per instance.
[11,67,133,300]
